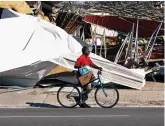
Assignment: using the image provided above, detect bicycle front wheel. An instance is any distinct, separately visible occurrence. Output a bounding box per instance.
[95,84,119,108]
[57,84,81,108]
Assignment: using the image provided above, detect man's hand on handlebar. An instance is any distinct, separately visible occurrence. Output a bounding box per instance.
[99,67,103,71]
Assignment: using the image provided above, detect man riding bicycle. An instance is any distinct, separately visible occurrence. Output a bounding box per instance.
[74,46,103,108]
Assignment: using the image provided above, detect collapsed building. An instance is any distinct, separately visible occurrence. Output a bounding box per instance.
[0,1,164,89]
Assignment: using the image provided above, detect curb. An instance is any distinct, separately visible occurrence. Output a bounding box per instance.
[0,105,164,108]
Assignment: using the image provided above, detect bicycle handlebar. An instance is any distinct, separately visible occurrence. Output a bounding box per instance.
[97,69,102,75]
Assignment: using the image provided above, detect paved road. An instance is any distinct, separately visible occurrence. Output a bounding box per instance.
[0,108,163,126]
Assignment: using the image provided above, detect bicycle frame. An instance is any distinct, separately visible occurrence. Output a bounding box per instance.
[67,70,108,98]
[85,71,108,97]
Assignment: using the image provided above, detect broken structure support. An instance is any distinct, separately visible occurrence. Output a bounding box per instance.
[114,32,130,63]
[103,28,106,58]
[130,23,134,59]
[134,18,139,62]
[145,22,163,60]
[125,23,134,61]
[93,26,97,54]
[145,24,160,53]
[99,30,103,57]
[80,26,85,41]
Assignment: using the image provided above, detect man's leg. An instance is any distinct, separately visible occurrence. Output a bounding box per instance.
[80,85,91,108]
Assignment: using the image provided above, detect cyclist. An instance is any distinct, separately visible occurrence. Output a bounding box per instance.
[74,46,102,108]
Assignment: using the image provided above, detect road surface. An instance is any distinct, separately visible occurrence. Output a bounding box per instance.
[0,108,163,126]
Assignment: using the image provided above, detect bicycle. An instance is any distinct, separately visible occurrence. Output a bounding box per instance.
[57,70,119,108]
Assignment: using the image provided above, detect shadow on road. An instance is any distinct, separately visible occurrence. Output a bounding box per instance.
[26,102,62,108]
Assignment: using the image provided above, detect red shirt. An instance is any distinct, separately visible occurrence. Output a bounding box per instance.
[75,54,94,67]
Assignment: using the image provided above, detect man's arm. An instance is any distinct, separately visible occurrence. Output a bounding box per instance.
[92,64,102,70]
[90,59,102,70]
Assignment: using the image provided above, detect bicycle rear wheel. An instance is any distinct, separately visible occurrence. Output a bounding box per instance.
[57,84,81,108]
[95,84,119,108]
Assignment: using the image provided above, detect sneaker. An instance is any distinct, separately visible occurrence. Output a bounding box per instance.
[84,103,91,108]
[79,103,86,108]
[79,103,91,108]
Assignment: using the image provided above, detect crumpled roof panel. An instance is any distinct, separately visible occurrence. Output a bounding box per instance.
[84,15,164,37]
